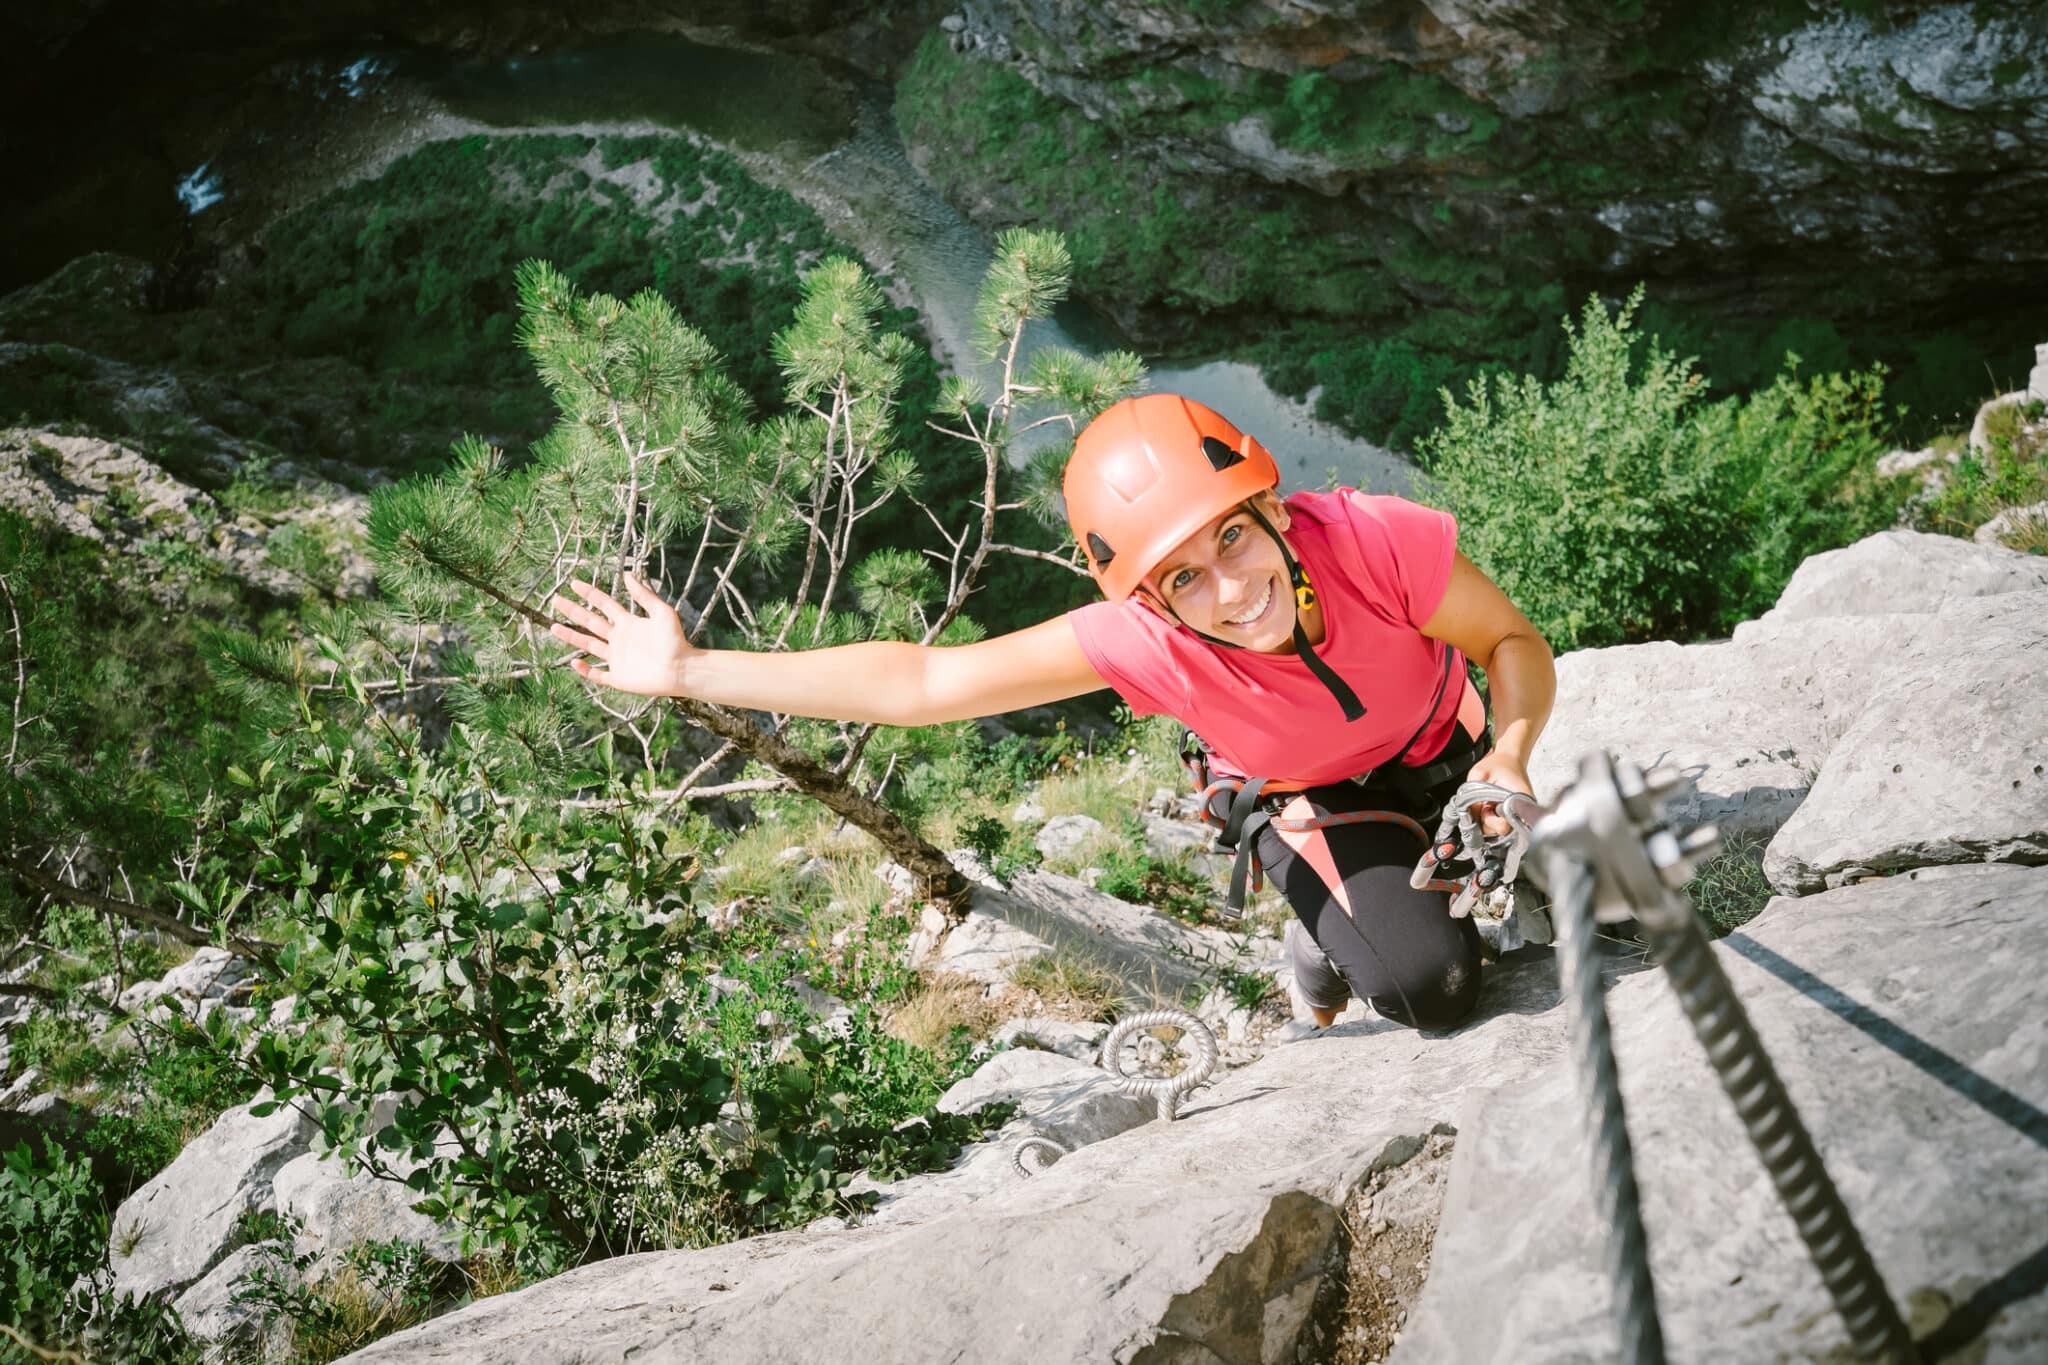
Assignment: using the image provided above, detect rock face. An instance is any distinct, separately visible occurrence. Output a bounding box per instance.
[271,1148,464,1269]
[1398,863,2048,1364]
[108,1092,316,1300]
[933,860,1245,999]
[0,425,374,603]
[1764,591,2048,892]
[1530,529,2048,891]
[333,954,1585,1365]
[909,2,2048,346]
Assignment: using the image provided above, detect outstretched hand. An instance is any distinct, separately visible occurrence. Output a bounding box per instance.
[548,571,693,699]
[1464,750,1535,838]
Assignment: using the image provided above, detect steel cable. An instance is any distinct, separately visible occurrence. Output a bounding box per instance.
[1639,914,1919,1363]
[1552,854,1667,1365]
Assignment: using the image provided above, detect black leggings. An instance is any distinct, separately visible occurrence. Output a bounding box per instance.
[1255,774,1483,1032]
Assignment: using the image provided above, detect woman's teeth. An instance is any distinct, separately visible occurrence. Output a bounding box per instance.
[1225,581,1272,626]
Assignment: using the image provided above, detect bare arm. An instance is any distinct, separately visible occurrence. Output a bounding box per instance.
[1416,552,1556,816]
[549,574,1109,726]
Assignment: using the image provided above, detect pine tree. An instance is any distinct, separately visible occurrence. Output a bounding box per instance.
[350,229,1141,904]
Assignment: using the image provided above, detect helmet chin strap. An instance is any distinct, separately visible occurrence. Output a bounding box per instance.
[1139,502,1366,723]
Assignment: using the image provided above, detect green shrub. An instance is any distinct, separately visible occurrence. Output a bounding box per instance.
[1418,288,1728,649]
[1919,397,2048,550]
[1418,288,1903,649]
[0,1138,198,1363]
[228,724,1001,1271]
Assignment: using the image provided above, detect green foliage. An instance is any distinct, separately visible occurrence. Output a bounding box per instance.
[232,1224,463,1365]
[82,1015,262,1189]
[958,814,1043,886]
[0,1138,199,1364]
[1418,289,1905,649]
[895,34,2031,451]
[210,689,1002,1269]
[1,1139,104,1340]
[1919,397,2048,551]
[1095,820,1214,923]
[0,511,271,937]
[1167,931,1278,1014]
[1684,833,1777,939]
[1684,355,1902,626]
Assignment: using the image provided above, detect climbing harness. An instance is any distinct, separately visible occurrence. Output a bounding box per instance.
[1533,751,1919,1364]
[1182,646,1471,921]
[1012,1009,1220,1177]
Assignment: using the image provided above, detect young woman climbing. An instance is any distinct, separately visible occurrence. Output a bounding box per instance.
[547,393,1556,1034]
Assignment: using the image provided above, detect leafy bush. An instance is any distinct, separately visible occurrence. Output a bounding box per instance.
[83,1014,261,1189]
[222,719,1002,1272]
[1919,397,2048,550]
[958,814,1043,885]
[1684,356,1901,629]
[232,1224,463,1365]
[1418,288,1904,649]
[0,1138,198,1363]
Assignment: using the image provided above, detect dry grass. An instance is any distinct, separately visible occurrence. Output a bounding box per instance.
[460,1253,526,1301]
[1037,761,1142,828]
[1004,951,1126,1022]
[884,972,998,1052]
[1993,505,2048,555]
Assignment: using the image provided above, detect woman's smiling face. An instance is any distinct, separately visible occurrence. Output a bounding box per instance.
[1148,492,1302,652]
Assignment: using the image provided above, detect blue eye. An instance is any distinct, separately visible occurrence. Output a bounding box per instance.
[1172,569,1195,591]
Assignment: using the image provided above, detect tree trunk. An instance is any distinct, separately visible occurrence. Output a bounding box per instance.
[669,698,968,907]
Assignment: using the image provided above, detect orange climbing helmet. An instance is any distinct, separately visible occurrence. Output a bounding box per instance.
[1064,394,1279,602]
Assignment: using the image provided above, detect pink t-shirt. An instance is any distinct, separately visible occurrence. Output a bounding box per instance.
[1067,490,1468,787]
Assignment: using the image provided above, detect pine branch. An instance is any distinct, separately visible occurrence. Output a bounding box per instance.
[991,543,1090,575]
[548,777,786,811]
[1,853,280,962]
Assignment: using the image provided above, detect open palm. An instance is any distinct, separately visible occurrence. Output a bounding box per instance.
[548,572,692,698]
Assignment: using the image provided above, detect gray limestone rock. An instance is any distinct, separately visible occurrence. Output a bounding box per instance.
[936,1048,1156,1153]
[1527,616,1878,837]
[1754,528,2048,624]
[1033,813,1105,860]
[991,1016,1111,1061]
[170,1242,288,1351]
[933,909,1052,984]
[1533,532,2048,845]
[271,1149,462,1270]
[1396,863,2048,1364]
[331,955,1582,1365]
[108,1091,316,1299]
[1140,810,1214,861]
[1763,590,2048,892]
[0,427,374,605]
[945,866,1238,1000]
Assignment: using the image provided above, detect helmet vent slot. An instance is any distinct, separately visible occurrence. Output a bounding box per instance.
[1200,436,1244,471]
[1086,532,1116,567]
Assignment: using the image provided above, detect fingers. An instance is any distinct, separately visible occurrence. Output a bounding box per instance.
[570,577,631,623]
[620,571,675,620]
[550,590,610,636]
[549,622,607,657]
